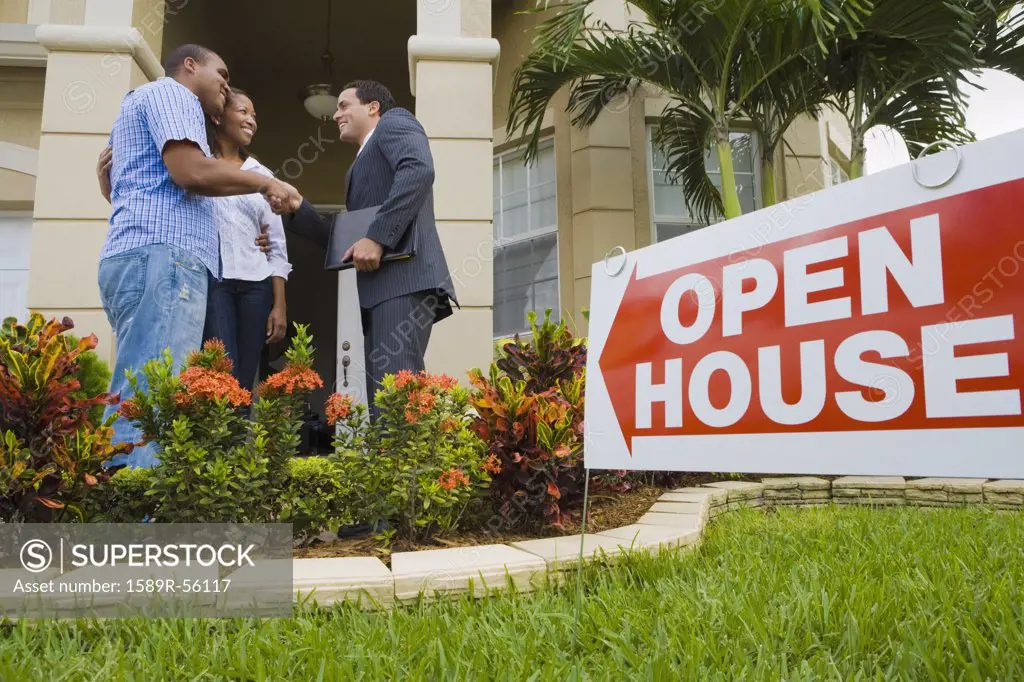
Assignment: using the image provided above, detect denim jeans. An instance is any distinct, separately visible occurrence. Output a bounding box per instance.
[202,276,274,393]
[98,244,209,469]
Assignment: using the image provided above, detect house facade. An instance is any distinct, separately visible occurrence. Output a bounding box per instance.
[0,0,851,416]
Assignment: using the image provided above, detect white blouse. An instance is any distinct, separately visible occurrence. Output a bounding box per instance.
[214,156,292,282]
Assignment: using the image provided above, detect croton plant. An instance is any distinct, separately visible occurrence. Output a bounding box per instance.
[469,309,593,529]
[0,314,126,521]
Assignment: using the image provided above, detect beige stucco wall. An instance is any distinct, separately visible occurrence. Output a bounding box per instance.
[0,66,43,208]
[492,0,547,130]
[0,0,92,25]
[0,168,35,207]
[0,0,29,23]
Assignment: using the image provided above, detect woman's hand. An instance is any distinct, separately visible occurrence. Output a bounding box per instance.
[255,224,271,254]
[266,304,287,344]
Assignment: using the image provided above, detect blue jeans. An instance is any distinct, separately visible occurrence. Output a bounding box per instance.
[202,276,274,393]
[98,244,209,469]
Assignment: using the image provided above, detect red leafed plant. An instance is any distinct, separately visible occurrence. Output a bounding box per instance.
[0,314,127,521]
[468,309,599,529]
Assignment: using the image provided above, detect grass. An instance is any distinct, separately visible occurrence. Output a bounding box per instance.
[1,505,1021,680]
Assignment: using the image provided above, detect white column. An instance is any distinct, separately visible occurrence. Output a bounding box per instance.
[409,0,500,383]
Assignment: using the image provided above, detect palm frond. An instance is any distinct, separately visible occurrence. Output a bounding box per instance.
[968,0,1024,79]
[652,105,724,224]
[872,76,976,157]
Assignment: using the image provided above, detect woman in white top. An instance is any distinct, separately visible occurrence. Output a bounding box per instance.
[202,87,291,391]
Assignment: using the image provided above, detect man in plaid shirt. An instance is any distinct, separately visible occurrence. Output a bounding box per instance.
[95,44,301,469]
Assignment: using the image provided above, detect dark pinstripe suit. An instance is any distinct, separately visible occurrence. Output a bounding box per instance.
[287,108,457,411]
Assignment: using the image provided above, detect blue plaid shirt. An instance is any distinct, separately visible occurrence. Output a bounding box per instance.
[102,77,221,278]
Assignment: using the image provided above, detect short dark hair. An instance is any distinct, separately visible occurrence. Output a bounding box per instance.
[343,79,396,115]
[163,44,215,77]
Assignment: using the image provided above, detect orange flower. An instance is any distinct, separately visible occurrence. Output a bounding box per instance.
[260,365,324,396]
[432,374,459,390]
[482,454,502,475]
[394,370,416,391]
[439,416,460,433]
[438,468,470,491]
[325,393,354,425]
[404,408,419,424]
[416,391,436,415]
[118,399,141,420]
[179,366,251,407]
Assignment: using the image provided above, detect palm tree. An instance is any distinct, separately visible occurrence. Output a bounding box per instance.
[506,0,862,223]
[742,10,833,206]
[821,0,982,179]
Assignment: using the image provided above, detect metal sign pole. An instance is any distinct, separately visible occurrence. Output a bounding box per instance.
[573,246,626,667]
[572,467,592,668]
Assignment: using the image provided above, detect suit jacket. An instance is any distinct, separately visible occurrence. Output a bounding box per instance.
[288,107,457,321]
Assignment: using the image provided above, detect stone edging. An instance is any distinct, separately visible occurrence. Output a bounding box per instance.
[1,477,1019,615]
[278,476,1023,610]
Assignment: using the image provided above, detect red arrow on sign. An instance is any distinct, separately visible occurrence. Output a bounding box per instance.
[598,178,1024,455]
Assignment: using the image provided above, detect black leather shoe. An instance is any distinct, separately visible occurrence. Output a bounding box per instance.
[336,519,393,538]
[336,522,373,538]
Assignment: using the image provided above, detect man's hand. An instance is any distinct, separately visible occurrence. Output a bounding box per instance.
[343,237,384,272]
[261,178,302,215]
[97,145,112,203]
[266,304,287,344]
[255,224,271,254]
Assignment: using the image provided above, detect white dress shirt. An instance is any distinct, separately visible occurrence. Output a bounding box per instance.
[215,156,292,282]
[358,126,375,156]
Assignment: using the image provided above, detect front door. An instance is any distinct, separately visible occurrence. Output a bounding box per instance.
[336,266,367,408]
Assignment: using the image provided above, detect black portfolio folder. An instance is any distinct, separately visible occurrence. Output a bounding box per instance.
[323,205,416,271]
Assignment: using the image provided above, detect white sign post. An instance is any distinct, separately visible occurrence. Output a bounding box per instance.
[585,130,1024,478]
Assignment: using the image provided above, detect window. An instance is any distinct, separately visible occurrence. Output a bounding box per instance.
[492,139,559,338]
[647,125,759,243]
[830,157,849,186]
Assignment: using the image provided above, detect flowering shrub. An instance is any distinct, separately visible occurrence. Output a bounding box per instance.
[327,370,489,544]
[254,324,323,514]
[0,314,126,522]
[119,325,321,522]
[469,309,594,529]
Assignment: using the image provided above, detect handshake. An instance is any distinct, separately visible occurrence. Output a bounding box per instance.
[260,178,302,215]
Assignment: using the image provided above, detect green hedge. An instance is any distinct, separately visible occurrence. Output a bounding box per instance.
[90,457,350,538]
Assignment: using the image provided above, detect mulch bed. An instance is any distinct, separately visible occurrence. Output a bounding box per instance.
[292,472,729,567]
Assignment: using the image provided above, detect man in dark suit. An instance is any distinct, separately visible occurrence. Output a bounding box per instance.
[285,80,457,414]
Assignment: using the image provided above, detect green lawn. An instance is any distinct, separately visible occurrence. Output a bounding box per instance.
[2,505,1022,680]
